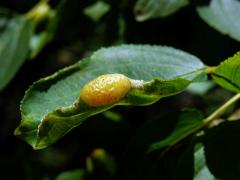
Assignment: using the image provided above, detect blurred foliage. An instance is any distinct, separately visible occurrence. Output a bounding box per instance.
[134,0,190,21]
[196,0,240,42]
[0,0,240,180]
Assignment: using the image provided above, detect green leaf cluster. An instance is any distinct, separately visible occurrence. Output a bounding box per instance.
[1,0,240,179]
[0,0,62,90]
[134,0,240,43]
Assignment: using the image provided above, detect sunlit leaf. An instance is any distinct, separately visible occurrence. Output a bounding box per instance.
[212,51,240,92]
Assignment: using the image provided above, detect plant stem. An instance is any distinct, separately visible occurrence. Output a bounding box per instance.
[205,66,217,74]
[203,93,240,125]
[25,0,51,26]
[26,0,49,16]
[156,93,240,155]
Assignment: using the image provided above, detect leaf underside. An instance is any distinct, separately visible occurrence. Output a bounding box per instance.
[194,144,216,180]
[197,0,240,42]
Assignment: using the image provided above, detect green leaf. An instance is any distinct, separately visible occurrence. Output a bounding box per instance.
[203,121,240,180]
[15,45,206,149]
[86,148,116,179]
[148,109,203,152]
[116,110,194,180]
[194,144,217,180]
[196,0,240,42]
[212,51,240,93]
[0,15,32,90]
[29,0,64,59]
[83,1,110,22]
[134,0,190,21]
[56,169,86,180]
[102,110,123,122]
[0,9,13,33]
[187,81,214,96]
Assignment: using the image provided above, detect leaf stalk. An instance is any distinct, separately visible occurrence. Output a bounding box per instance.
[203,93,240,125]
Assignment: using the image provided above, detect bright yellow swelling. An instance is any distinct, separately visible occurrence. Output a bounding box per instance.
[80,74,132,107]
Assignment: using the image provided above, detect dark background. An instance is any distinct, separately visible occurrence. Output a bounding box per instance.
[0,0,238,179]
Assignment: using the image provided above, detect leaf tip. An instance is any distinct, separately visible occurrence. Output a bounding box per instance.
[135,13,150,22]
[14,127,22,136]
[32,141,48,150]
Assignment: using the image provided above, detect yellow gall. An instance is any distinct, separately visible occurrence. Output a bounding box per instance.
[80,74,131,107]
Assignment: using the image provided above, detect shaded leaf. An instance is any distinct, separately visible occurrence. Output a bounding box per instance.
[102,110,123,122]
[0,15,32,90]
[0,9,14,33]
[204,121,240,180]
[212,51,240,93]
[194,144,217,180]
[56,169,86,180]
[149,109,203,152]
[134,0,190,21]
[174,143,194,180]
[83,1,110,22]
[29,0,65,59]
[196,0,240,42]
[86,148,116,180]
[15,45,206,149]
[116,110,204,180]
[116,110,191,180]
